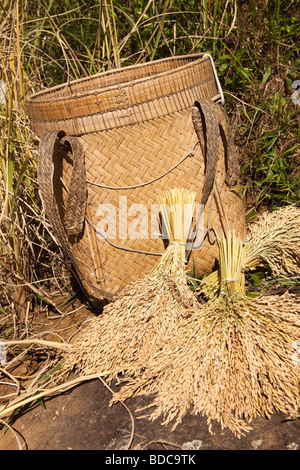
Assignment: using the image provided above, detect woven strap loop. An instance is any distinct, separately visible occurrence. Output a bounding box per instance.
[192,99,240,206]
[38,130,87,238]
[37,129,114,301]
[192,99,220,206]
[60,134,87,236]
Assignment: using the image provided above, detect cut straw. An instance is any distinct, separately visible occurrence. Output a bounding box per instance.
[111,228,300,437]
[60,187,200,382]
[201,205,300,300]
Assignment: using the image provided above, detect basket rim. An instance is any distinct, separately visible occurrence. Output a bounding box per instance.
[26,53,210,105]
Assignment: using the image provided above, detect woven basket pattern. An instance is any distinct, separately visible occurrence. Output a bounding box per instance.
[26,54,247,300]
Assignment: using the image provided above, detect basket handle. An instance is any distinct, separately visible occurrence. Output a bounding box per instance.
[37,130,114,301]
[38,130,87,238]
[192,99,240,206]
[60,134,87,236]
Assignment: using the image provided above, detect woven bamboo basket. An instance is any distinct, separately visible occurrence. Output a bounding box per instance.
[26,54,247,302]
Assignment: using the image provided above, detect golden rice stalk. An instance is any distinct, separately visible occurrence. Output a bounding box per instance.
[111,233,300,437]
[245,205,300,276]
[201,205,300,300]
[200,230,247,300]
[113,291,300,438]
[61,188,200,381]
[153,187,196,284]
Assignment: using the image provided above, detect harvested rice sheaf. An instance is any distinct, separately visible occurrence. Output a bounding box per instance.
[62,277,201,380]
[62,204,300,438]
[201,205,300,301]
[112,291,300,438]
[61,188,200,381]
[245,204,300,276]
[111,231,300,437]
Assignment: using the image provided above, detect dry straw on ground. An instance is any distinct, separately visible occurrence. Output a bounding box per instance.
[61,187,201,381]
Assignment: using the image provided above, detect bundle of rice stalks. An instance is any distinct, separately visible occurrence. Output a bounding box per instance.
[61,187,201,381]
[245,204,300,277]
[112,231,300,437]
[201,205,300,300]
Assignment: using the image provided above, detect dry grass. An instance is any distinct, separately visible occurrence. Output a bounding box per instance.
[0,0,78,344]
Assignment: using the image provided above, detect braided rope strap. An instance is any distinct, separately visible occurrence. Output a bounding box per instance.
[192,98,240,205]
[37,130,115,301]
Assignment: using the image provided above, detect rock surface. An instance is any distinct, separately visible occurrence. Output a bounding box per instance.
[0,378,299,450]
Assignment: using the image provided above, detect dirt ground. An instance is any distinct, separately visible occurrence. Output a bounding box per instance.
[1,300,300,451]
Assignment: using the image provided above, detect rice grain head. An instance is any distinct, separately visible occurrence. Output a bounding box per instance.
[61,187,200,381]
[245,205,300,276]
[112,291,300,438]
[112,232,300,437]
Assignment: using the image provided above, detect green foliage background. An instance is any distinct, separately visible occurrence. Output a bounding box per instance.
[17,0,299,210]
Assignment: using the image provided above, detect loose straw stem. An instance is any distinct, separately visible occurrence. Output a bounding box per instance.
[220,230,246,296]
[0,373,107,419]
[86,205,106,291]
[3,339,70,352]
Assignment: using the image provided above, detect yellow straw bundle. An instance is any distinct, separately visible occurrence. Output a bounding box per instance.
[151,188,196,283]
[61,188,200,382]
[112,230,300,437]
[201,205,300,300]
